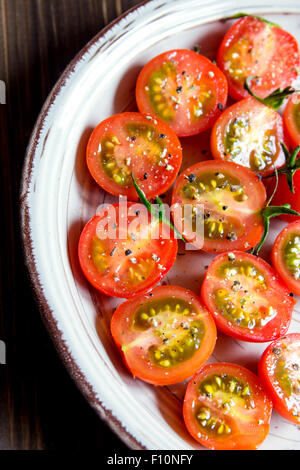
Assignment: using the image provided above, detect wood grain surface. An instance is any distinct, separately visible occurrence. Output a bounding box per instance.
[0,0,143,450]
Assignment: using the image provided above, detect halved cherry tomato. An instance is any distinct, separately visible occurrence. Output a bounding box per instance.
[210,97,287,175]
[171,160,266,252]
[259,334,300,425]
[268,170,300,223]
[217,16,299,101]
[136,50,228,137]
[111,285,216,385]
[86,113,182,200]
[271,220,300,296]
[283,92,300,148]
[201,251,295,342]
[78,202,177,298]
[183,362,272,450]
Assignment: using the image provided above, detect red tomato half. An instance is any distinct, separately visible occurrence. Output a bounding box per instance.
[201,251,295,342]
[183,362,272,450]
[136,50,228,137]
[210,97,287,176]
[86,113,182,200]
[78,202,177,298]
[283,92,300,148]
[217,16,299,101]
[269,170,300,223]
[111,285,217,385]
[272,220,300,296]
[259,334,300,425]
[171,160,266,253]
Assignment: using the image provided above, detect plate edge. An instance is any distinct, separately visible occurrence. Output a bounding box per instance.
[19,0,152,451]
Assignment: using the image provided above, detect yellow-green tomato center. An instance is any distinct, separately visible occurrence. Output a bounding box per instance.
[92,238,110,273]
[224,115,277,172]
[101,134,131,186]
[181,171,248,241]
[213,258,275,330]
[100,122,168,186]
[91,237,156,286]
[222,23,273,86]
[133,297,205,368]
[147,60,214,123]
[293,102,300,133]
[195,373,253,436]
[272,340,300,420]
[283,233,300,281]
[223,37,253,85]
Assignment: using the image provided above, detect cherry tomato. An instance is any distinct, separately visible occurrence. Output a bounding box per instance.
[110,285,217,385]
[269,170,300,223]
[283,92,300,148]
[201,251,295,342]
[259,334,300,425]
[86,113,182,200]
[78,202,177,298]
[210,97,287,175]
[183,362,272,450]
[136,50,228,137]
[217,16,299,101]
[171,160,266,253]
[271,220,300,296]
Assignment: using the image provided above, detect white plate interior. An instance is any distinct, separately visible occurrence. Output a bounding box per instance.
[22,0,300,450]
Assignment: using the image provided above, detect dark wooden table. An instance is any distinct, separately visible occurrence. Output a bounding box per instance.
[0,0,144,450]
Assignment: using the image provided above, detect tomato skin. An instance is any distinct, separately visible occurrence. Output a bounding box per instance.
[269,170,300,223]
[183,362,273,450]
[110,285,217,386]
[210,97,287,176]
[86,112,182,200]
[171,160,266,253]
[217,16,299,101]
[283,92,300,148]
[78,202,178,298]
[136,49,228,137]
[271,220,300,296]
[258,334,300,425]
[201,251,295,343]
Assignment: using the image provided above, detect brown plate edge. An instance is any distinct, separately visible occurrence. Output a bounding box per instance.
[19,0,155,451]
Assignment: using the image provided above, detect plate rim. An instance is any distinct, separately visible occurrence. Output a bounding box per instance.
[19,0,151,451]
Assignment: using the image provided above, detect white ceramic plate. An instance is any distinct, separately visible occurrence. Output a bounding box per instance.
[21,0,300,450]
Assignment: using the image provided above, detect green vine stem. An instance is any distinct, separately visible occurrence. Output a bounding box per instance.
[223,12,279,27]
[253,204,300,256]
[252,165,300,255]
[244,77,295,110]
[131,174,186,242]
[263,143,300,193]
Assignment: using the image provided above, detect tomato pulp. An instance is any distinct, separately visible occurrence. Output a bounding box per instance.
[78,202,177,298]
[86,113,182,200]
[210,97,287,176]
[217,16,299,101]
[272,220,300,296]
[171,160,266,252]
[201,251,295,342]
[259,334,300,425]
[136,49,228,137]
[183,362,272,450]
[111,285,217,385]
[283,92,300,148]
